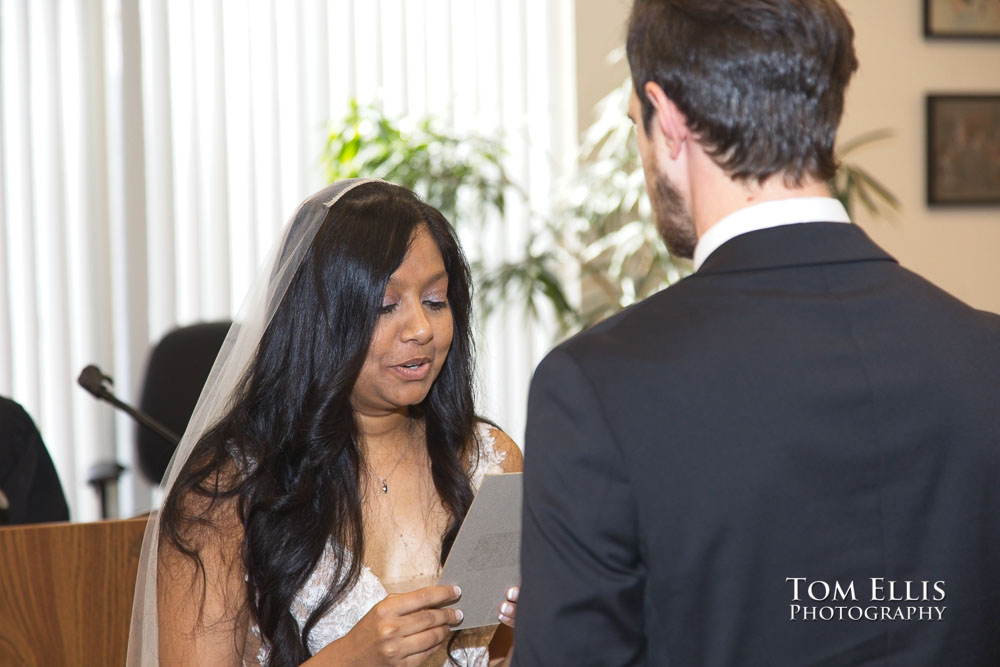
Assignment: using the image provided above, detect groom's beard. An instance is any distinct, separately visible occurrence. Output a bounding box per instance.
[651,171,697,260]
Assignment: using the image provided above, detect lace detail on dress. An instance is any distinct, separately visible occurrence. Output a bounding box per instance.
[246,422,506,666]
[469,421,508,491]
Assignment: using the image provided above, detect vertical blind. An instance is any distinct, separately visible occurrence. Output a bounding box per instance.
[0,0,577,521]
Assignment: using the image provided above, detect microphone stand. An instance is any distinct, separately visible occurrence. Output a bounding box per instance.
[77,365,181,518]
[77,365,180,446]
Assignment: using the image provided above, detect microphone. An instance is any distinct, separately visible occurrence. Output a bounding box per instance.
[77,364,181,447]
[78,364,114,400]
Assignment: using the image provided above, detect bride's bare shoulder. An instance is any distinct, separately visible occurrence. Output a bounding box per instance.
[479,423,523,473]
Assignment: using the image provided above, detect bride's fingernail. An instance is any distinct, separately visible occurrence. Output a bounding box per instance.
[453,586,462,597]
[507,587,519,601]
[455,609,464,622]
[501,602,514,616]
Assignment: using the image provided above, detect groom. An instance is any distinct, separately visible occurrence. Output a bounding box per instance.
[513,0,1000,665]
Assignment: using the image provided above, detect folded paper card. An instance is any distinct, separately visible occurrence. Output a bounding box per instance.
[438,472,522,630]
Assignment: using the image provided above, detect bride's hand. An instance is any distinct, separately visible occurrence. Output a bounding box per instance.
[320,585,462,666]
[498,586,518,628]
[489,587,519,666]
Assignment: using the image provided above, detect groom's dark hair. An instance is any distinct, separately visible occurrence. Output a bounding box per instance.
[626,0,858,185]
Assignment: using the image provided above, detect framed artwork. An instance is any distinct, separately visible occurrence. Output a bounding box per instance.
[924,0,1000,38]
[926,95,1000,205]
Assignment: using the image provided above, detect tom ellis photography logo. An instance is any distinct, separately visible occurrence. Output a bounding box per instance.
[786,578,946,621]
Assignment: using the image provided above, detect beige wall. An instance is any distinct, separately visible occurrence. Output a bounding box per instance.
[574,0,632,133]
[574,0,1000,314]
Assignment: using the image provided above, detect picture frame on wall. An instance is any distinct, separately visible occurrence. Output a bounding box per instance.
[926,95,1000,206]
[924,0,1000,38]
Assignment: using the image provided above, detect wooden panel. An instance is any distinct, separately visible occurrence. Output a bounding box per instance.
[0,517,147,667]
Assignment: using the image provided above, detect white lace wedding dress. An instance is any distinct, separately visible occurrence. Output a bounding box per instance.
[246,423,508,666]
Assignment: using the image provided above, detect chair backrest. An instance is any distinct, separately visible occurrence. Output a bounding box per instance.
[136,321,231,484]
[0,517,147,666]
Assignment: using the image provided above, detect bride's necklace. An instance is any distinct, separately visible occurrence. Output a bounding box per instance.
[358,429,416,495]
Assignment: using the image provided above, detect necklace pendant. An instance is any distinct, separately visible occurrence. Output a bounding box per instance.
[381,481,388,494]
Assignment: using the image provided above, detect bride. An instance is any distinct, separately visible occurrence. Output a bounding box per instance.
[127,179,521,666]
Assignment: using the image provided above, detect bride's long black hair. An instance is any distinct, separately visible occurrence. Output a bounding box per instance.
[160,182,479,667]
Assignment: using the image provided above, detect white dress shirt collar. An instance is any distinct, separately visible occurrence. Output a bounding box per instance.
[693,197,851,271]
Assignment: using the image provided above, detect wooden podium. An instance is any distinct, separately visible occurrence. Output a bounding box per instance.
[0,517,148,667]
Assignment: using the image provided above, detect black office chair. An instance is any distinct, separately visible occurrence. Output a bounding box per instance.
[0,396,71,525]
[136,321,232,484]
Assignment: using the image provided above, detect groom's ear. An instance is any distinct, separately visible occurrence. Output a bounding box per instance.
[643,81,688,160]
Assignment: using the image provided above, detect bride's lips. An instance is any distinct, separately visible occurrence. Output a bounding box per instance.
[392,356,433,381]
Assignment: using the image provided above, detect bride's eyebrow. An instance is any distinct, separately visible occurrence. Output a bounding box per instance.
[386,270,448,288]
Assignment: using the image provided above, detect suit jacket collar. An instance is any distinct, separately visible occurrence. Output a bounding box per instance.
[696,222,897,276]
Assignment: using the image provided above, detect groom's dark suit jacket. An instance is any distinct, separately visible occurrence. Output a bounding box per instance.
[514,222,1000,666]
